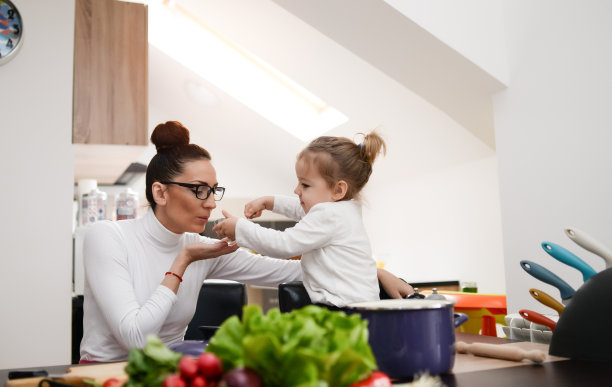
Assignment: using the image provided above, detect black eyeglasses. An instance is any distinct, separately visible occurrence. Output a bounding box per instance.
[161,182,225,201]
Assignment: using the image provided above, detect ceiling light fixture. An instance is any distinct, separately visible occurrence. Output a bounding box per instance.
[148,0,348,142]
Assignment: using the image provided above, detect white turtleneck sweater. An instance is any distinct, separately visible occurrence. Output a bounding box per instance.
[236,196,379,307]
[80,210,301,362]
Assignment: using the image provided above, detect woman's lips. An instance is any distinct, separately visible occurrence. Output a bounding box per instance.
[197,216,209,223]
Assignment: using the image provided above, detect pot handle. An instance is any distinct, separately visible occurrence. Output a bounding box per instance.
[454,312,469,328]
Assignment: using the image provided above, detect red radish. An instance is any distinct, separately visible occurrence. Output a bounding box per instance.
[219,367,263,387]
[102,378,123,387]
[162,374,187,387]
[178,355,199,379]
[191,375,207,387]
[349,371,392,387]
[197,352,223,379]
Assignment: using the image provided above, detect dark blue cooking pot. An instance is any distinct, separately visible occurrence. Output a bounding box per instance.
[346,299,468,379]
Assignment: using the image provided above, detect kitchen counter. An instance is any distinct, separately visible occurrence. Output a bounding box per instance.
[2,333,610,386]
[429,333,610,386]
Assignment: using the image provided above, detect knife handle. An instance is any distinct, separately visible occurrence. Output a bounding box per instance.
[8,370,48,380]
[529,288,565,315]
[519,309,557,332]
[565,227,612,269]
[520,260,575,300]
[541,241,597,281]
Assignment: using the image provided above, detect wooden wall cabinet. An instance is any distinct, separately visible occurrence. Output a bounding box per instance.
[73,0,148,145]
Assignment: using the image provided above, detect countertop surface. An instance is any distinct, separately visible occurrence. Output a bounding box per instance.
[2,333,611,386]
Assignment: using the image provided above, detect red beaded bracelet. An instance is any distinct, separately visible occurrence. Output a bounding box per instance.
[165,271,183,282]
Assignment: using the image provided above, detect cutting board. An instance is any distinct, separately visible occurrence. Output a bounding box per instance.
[5,362,127,387]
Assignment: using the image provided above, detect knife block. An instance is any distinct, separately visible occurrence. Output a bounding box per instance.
[549,267,612,362]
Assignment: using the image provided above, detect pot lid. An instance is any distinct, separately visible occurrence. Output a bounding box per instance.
[347,298,456,310]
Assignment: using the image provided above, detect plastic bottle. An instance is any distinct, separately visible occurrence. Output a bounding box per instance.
[115,188,139,220]
[77,179,98,227]
[81,188,107,225]
[461,281,478,293]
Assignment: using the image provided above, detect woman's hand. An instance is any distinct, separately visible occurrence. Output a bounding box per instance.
[212,210,239,240]
[164,237,239,293]
[377,268,414,298]
[244,196,274,219]
[184,237,238,263]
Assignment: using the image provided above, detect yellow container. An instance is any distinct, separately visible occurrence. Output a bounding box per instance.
[423,291,507,335]
[456,308,507,334]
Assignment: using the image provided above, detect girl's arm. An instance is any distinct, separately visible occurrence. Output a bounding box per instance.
[207,247,303,287]
[235,204,333,258]
[214,195,305,240]
[377,268,414,298]
[271,195,305,221]
[244,196,274,219]
[244,195,306,221]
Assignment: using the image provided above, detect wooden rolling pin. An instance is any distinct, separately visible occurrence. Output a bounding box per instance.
[456,341,547,363]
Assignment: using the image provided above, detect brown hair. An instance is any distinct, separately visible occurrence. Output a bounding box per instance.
[298,131,386,200]
[145,121,211,209]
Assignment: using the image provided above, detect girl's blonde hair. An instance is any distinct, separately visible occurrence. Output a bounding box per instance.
[298,131,386,200]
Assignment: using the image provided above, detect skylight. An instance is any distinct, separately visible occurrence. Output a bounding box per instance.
[148,0,348,142]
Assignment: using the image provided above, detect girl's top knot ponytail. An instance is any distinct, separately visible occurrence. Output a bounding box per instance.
[359,131,386,165]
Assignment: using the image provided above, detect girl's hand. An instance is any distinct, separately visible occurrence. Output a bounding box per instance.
[377,268,414,298]
[212,210,239,240]
[185,237,238,263]
[244,196,274,219]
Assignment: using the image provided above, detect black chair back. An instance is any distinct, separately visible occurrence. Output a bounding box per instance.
[278,280,399,313]
[185,281,247,340]
[278,281,312,313]
[71,295,84,364]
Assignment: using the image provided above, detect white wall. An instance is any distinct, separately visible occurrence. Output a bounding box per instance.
[0,0,75,368]
[495,0,612,313]
[385,0,508,85]
[365,156,505,293]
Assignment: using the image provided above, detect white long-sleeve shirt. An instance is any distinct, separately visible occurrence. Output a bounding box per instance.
[81,210,301,362]
[236,195,379,307]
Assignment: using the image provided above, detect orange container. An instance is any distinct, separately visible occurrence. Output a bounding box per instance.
[422,291,507,335]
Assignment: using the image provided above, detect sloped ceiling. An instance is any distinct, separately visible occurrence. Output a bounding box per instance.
[272,0,507,149]
[147,0,504,198]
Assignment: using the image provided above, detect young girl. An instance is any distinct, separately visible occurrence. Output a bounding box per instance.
[213,132,386,307]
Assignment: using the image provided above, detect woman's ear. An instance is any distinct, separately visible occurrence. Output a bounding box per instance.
[332,180,348,201]
[152,182,168,206]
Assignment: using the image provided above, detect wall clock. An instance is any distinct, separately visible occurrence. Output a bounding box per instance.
[0,0,23,65]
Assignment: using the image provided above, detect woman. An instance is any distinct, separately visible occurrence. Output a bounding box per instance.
[80,121,412,362]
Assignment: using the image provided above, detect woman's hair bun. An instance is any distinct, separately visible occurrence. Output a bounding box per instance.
[150,121,190,151]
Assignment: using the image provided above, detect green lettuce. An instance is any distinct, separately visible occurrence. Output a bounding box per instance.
[124,335,182,387]
[206,305,377,387]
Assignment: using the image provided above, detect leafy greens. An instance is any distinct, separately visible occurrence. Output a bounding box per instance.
[206,305,377,387]
[124,334,182,387]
